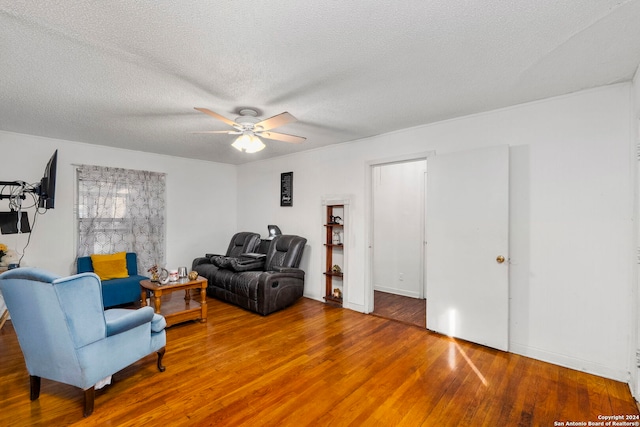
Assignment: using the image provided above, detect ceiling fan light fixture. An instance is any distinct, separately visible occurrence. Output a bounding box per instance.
[245,135,266,153]
[194,107,304,151]
[231,133,248,151]
[232,132,265,153]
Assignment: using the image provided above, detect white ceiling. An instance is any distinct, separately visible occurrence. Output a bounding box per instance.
[1,1,640,165]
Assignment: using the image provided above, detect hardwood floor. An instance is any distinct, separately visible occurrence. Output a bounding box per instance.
[372,290,426,328]
[0,296,637,426]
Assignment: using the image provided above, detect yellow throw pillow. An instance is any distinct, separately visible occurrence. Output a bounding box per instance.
[90,252,129,281]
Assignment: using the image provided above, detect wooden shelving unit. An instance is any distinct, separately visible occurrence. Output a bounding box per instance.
[323,204,344,306]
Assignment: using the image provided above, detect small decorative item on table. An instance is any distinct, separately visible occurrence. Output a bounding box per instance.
[158,268,170,285]
[169,270,179,282]
[147,264,160,282]
[188,271,198,281]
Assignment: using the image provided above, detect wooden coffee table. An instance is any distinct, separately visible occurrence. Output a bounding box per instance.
[140,276,208,327]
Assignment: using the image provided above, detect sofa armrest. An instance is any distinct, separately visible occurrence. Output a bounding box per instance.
[240,252,266,260]
[270,266,305,278]
[77,256,94,274]
[104,306,155,337]
[125,252,139,276]
[151,313,167,333]
[192,256,213,269]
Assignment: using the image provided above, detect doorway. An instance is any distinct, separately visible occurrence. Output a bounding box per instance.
[370,159,427,327]
[366,146,509,349]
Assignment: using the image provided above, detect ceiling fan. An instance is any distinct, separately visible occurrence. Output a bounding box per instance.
[193,107,306,153]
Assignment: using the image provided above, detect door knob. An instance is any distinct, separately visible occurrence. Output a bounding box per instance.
[496,255,505,264]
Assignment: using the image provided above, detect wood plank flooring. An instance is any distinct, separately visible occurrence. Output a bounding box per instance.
[372,290,426,328]
[0,296,637,426]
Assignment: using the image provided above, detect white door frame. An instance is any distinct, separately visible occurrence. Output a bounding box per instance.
[633,118,640,399]
[364,151,434,314]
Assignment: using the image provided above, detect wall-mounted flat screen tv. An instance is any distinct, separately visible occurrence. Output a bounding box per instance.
[38,149,57,209]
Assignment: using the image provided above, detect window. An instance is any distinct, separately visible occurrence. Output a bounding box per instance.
[76,165,166,274]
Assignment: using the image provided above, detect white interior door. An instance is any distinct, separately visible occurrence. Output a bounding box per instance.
[426,145,509,351]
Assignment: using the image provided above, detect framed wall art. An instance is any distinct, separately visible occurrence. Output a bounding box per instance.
[280,172,293,207]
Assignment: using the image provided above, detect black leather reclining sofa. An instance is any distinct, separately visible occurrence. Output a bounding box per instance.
[192,232,307,315]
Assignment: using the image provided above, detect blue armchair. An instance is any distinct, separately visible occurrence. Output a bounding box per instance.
[0,267,167,417]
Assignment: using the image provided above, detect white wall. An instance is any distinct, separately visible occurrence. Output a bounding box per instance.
[237,83,635,381]
[236,146,366,305]
[0,131,237,275]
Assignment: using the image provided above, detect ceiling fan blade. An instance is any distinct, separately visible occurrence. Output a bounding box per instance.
[258,131,306,144]
[254,112,297,131]
[190,130,241,134]
[194,108,240,128]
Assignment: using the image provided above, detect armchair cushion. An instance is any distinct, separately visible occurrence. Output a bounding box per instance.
[90,252,129,280]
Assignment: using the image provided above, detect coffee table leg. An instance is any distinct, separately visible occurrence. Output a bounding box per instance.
[199,285,207,323]
[140,289,148,307]
[153,290,162,314]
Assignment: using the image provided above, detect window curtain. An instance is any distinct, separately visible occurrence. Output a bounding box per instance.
[76,165,166,274]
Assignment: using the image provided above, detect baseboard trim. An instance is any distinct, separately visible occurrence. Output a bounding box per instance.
[304,295,365,313]
[510,342,629,383]
[344,302,365,312]
[373,286,420,299]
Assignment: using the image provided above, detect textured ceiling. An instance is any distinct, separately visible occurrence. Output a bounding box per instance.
[1,1,640,165]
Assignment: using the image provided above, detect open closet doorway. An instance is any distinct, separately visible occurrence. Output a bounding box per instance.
[370,159,427,328]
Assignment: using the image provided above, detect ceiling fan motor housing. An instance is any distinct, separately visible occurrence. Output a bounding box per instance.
[236,109,261,128]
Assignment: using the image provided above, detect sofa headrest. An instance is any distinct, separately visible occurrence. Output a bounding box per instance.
[226,232,261,258]
[265,235,307,270]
